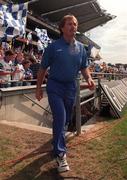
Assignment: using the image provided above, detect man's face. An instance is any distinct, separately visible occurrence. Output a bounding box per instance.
[16,53,24,62]
[6,54,16,62]
[61,17,78,38]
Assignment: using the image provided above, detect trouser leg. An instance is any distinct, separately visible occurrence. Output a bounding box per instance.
[48,93,66,156]
[64,97,75,130]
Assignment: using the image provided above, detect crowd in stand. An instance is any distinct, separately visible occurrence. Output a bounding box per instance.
[89,60,127,79]
[0,45,47,88]
[0,44,127,88]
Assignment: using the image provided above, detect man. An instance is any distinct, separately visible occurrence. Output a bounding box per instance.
[29,56,41,85]
[12,52,25,87]
[0,50,16,88]
[36,15,95,173]
[22,60,33,86]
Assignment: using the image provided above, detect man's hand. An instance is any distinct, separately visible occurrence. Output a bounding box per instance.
[35,87,43,101]
[35,68,47,101]
[87,77,95,90]
[81,68,96,91]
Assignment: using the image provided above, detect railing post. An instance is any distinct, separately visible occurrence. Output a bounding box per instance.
[98,77,102,111]
[75,75,81,135]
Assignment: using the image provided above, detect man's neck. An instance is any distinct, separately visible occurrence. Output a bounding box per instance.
[63,35,75,44]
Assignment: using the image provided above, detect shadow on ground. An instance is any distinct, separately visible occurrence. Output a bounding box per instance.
[8,151,83,180]
[6,138,83,180]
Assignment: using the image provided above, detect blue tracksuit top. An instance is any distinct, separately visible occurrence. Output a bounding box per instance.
[41,37,88,82]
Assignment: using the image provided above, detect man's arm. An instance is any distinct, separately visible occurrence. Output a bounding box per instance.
[0,68,19,76]
[36,68,47,101]
[0,70,11,76]
[81,67,95,90]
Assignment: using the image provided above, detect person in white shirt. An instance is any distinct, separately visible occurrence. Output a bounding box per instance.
[0,50,16,88]
[12,52,25,87]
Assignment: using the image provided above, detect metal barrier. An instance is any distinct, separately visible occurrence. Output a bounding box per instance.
[75,72,127,135]
[75,77,98,135]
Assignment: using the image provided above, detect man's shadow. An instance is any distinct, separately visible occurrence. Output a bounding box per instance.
[7,140,84,180]
[7,140,65,180]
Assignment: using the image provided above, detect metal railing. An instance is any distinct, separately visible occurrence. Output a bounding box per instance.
[75,72,127,135]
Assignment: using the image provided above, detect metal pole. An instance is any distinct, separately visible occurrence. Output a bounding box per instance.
[97,77,101,111]
[23,94,52,114]
[41,0,97,16]
[28,0,39,5]
[75,75,81,135]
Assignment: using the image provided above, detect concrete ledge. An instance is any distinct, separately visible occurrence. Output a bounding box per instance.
[0,120,76,139]
[0,120,52,134]
[0,84,46,97]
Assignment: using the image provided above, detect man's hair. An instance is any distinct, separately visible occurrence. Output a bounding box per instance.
[22,60,31,65]
[29,56,37,63]
[5,50,15,56]
[59,14,78,36]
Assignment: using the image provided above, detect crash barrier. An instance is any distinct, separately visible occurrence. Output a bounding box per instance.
[75,72,127,135]
[99,78,127,118]
[0,71,127,88]
[0,79,37,88]
[91,72,127,80]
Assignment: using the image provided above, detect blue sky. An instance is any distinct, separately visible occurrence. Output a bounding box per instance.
[89,0,127,64]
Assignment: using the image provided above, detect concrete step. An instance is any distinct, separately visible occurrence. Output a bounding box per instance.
[0,120,52,134]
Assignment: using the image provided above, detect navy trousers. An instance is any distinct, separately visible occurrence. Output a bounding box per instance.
[46,79,76,156]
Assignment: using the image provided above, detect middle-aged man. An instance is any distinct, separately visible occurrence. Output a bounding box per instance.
[36,14,95,173]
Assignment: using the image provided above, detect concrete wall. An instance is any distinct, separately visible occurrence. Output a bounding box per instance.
[0,85,53,128]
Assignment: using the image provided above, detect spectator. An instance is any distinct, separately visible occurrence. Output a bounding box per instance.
[29,56,41,85]
[0,50,16,88]
[22,60,33,86]
[12,52,25,87]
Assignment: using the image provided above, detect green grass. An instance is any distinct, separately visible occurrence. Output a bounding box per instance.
[67,110,127,180]
[85,111,127,179]
[1,111,127,179]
